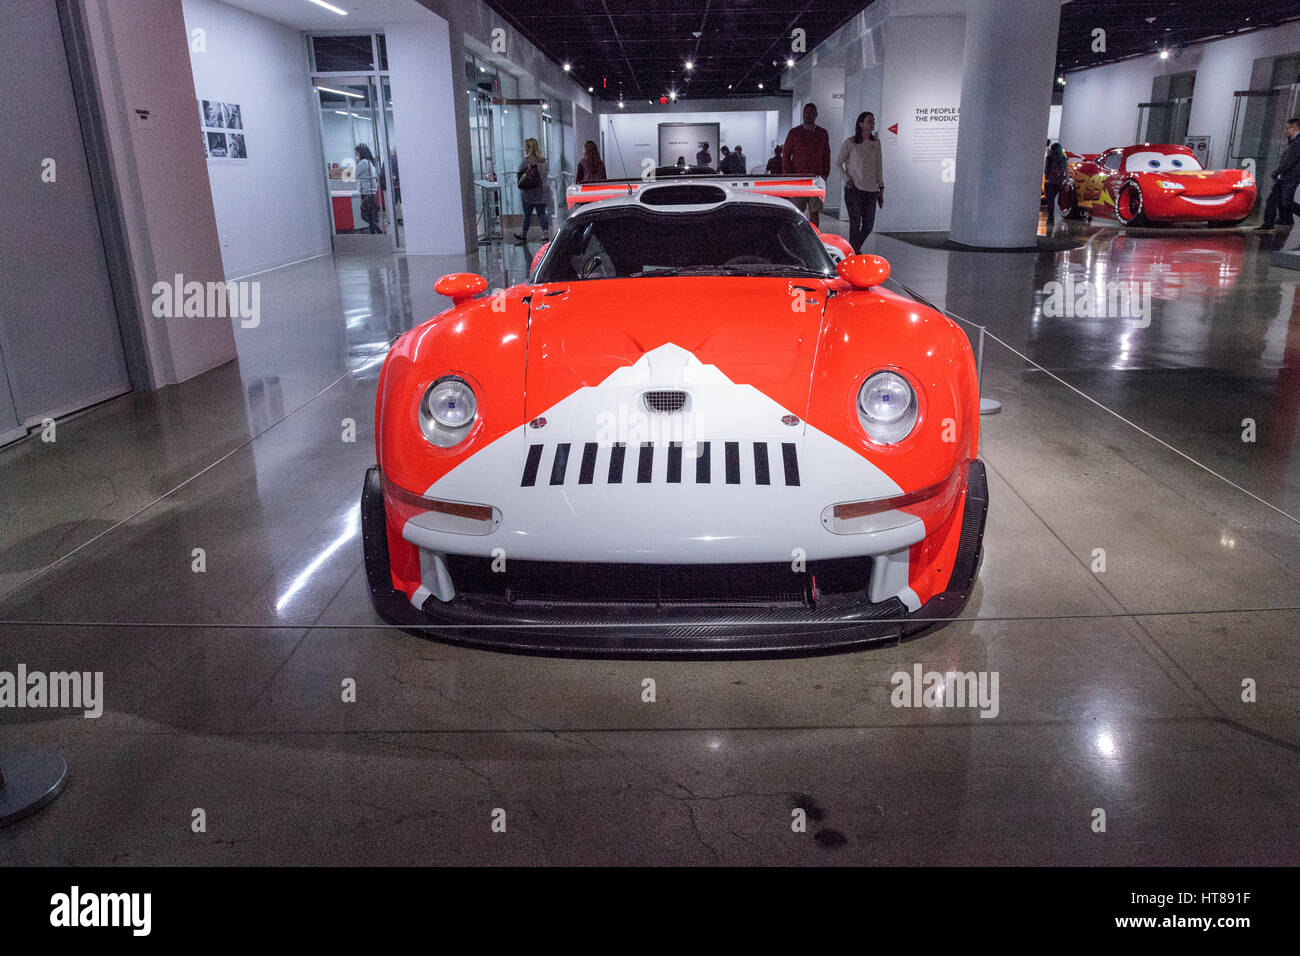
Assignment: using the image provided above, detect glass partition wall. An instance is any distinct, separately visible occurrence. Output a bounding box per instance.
[466,53,576,238]
[310,34,402,251]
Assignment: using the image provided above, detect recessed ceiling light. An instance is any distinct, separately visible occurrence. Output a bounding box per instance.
[1159,48,1169,59]
[306,0,347,14]
[758,82,764,89]
[786,58,794,67]
[588,86,594,93]
[685,61,694,70]
[563,63,571,71]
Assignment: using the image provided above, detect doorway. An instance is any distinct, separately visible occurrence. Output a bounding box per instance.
[1135,71,1195,144]
[1228,83,1300,187]
[310,34,401,253]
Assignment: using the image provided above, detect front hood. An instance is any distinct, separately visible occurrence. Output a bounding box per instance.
[523,276,828,423]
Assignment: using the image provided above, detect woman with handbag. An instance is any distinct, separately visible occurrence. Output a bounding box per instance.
[515,138,550,242]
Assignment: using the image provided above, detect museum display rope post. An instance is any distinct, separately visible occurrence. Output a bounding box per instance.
[0,751,68,827]
[976,325,1002,415]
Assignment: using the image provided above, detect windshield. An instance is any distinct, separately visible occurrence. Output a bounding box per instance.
[533,203,836,282]
[1125,149,1204,173]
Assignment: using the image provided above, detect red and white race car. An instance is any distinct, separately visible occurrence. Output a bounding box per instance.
[1060,144,1256,226]
[361,176,987,654]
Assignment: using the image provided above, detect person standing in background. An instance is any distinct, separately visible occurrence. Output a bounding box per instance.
[515,137,550,242]
[696,142,712,167]
[717,145,731,173]
[1043,142,1068,227]
[765,145,783,175]
[783,103,831,226]
[354,144,381,234]
[732,144,747,172]
[836,111,885,253]
[721,146,746,174]
[575,140,607,184]
[1255,117,1300,233]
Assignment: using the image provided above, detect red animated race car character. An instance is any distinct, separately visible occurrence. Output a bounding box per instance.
[362,176,987,655]
[1059,144,1256,226]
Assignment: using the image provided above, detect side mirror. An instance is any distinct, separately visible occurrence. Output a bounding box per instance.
[836,254,891,290]
[530,242,550,274]
[434,272,488,304]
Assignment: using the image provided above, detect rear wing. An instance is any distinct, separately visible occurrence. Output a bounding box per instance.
[565,175,825,209]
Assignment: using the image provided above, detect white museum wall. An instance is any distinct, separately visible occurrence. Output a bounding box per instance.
[183,0,331,279]
[386,14,468,254]
[598,110,780,178]
[876,15,966,232]
[1059,20,1300,169]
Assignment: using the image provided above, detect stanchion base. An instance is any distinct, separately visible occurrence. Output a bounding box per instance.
[0,751,68,827]
[980,398,1003,415]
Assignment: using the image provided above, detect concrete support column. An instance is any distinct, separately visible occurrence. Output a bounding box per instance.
[949,0,1061,247]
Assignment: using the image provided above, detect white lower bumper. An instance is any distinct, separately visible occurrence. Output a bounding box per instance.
[400,342,927,611]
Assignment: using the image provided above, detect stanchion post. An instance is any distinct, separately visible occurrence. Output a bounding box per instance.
[0,751,68,828]
[977,325,1002,415]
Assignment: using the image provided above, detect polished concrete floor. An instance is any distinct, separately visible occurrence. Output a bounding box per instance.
[2,211,1299,864]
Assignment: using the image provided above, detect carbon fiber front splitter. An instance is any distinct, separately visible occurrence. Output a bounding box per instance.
[359,461,988,658]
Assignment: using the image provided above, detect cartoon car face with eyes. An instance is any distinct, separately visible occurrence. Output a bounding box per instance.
[1059,144,1256,226]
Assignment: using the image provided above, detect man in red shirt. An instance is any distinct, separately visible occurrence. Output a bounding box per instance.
[782,102,831,226]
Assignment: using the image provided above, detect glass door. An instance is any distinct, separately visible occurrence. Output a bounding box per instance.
[309,32,400,252]
[1135,99,1191,144]
[466,57,499,241]
[315,77,392,250]
[1228,86,1300,186]
[495,73,523,220]
[380,78,402,249]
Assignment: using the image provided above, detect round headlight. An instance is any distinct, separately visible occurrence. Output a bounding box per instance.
[419,376,477,446]
[857,371,918,444]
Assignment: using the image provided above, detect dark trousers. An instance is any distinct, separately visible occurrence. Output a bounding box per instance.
[360,195,381,234]
[1044,184,1061,224]
[843,186,878,253]
[1262,179,1300,227]
[521,202,550,234]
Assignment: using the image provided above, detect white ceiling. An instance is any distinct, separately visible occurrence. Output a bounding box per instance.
[216,0,433,31]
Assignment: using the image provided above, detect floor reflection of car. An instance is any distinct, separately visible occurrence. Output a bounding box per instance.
[1102,231,1246,300]
[1060,144,1256,226]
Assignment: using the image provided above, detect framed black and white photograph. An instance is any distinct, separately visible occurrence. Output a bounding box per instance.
[201,99,226,128]
[199,98,247,162]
